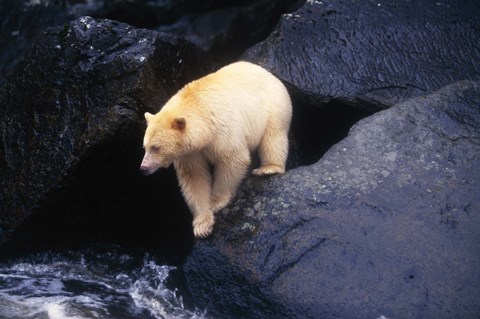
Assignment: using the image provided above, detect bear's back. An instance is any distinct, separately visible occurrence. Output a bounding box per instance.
[170,61,291,152]
[181,61,290,115]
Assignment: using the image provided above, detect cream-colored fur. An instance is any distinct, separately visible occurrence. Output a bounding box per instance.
[140,61,292,238]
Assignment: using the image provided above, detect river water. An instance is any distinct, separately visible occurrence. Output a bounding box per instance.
[0,246,207,319]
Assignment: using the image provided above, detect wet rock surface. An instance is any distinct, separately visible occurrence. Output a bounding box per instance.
[0,16,214,248]
[153,0,305,61]
[244,0,480,109]
[0,0,304,84]
[184,81,480,319]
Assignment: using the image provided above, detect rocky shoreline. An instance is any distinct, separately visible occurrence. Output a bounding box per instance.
[1,1,479,318]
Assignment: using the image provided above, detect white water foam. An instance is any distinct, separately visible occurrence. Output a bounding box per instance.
[0,252,207,319]
[129,261,205,319]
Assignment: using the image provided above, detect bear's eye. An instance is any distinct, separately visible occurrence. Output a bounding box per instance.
[151,145,161,153]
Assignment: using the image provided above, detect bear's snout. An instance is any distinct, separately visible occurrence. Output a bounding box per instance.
[140,165,152,176]
[140,153,155,175]
[140,165,148,175]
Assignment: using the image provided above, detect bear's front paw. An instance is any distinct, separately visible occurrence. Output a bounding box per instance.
[193,212,214,238]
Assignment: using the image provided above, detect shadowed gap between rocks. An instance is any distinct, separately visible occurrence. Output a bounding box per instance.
[288,96,377,168]
[9,124,194,256]
[8,95,376,253]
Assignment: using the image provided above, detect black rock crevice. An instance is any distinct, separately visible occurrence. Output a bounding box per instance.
[288,96,377,168]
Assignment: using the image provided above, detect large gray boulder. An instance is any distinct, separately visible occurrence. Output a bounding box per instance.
[183,80,480,319]
[244,0,480,109]
[0,16,214,246]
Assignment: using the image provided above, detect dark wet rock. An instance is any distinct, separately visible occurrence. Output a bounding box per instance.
[0,0,304,85]
[0,16,215,248]
[244,0,480,109]
[0,0,87,85]
[153,0,305,61]
[183,81,480,319]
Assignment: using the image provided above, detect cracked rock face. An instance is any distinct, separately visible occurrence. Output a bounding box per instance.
[183,81,480,319]
[0,17,214,246]
[244,0,480,109]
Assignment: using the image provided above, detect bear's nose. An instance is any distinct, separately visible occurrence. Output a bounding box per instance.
[140,165,150,175]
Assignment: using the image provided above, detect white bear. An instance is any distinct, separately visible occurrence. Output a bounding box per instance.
[140,61,292,238]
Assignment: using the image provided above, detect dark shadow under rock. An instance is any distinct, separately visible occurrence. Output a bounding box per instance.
[9,128,193,253]
[288,97,375,168]
[183,81,480,319]
[244,0,480,109]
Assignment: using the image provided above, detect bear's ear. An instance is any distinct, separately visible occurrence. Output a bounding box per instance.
[144,112,154,124]
[172,117,186,131]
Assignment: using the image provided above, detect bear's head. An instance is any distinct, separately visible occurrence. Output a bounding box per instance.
[140,112,187,175]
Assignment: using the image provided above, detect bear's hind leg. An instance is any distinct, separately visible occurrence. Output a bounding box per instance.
[253,124,289,176]
[211,149,250,213]
[174,154,214,238]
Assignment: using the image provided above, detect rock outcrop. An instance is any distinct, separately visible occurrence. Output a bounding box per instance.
[0,17,214,248]
[153,0,305,61]
[0,0,305,84]
[184,81,480,319]
[245,0,480,109]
